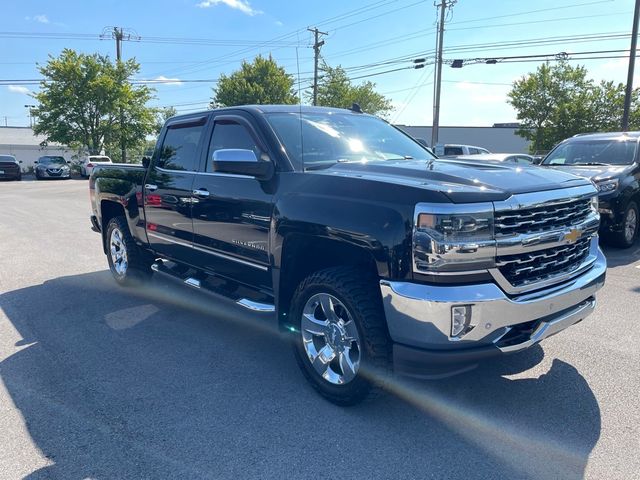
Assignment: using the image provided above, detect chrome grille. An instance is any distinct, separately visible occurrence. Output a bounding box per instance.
[495,198,592,236]
[496,237,591,287]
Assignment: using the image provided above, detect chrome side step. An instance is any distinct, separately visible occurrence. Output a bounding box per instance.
[152,262,275,314]
[236,298,275,312]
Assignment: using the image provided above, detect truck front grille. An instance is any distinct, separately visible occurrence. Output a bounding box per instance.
[496,237,591,288]
[495,198,592,236]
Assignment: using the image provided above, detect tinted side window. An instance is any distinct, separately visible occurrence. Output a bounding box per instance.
[207,121,261,171]
[445,147,464,155]
[469,148,480,155]
[157,124,203,171]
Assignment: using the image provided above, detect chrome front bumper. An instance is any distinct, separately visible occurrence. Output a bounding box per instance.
[380,245,606,357]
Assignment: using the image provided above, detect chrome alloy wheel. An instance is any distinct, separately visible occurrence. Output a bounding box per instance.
[110,227,128,276]
[625,207,637,244]
[301,293,361,385]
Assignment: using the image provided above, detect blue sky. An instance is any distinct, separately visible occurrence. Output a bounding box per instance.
[1,0,638,127]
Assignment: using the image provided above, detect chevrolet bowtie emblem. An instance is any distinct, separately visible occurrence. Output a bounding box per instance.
[563,228,581,243]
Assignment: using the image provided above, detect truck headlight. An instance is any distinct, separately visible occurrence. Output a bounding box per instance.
[595,178,618,193]
[413,203,496,274]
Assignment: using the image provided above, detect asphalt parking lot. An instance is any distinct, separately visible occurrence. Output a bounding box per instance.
[1,178,639,480]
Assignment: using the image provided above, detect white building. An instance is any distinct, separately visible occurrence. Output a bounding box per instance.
[396,124,531,153]
[0,127,73,171]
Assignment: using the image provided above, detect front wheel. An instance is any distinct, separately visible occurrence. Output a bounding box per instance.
[611,201,638,248]
[105,216,153,286]
[290,267,391,405]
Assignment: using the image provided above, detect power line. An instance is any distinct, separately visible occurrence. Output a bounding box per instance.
[447,0,615,25]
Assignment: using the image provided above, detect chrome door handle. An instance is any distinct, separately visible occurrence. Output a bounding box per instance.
[193,188,210,198]
[145,184,158,191]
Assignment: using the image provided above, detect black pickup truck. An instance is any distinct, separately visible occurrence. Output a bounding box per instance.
[90,105,606,405]
[541,131,640,248]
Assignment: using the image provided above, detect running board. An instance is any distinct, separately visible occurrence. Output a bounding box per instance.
[236,298,275,312]
[151,261,275,315]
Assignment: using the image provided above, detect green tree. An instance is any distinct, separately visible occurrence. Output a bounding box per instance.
[154,106,177,135]
[508,61,640,153]
[33,49,156,159]
[211,55,297,107]
[315,64,392,117]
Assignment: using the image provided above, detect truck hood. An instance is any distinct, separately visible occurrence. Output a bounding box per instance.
[311,159,591,203]
[545,164,633,182]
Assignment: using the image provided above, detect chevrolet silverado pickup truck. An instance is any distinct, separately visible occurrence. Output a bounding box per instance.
[90,105,606,405]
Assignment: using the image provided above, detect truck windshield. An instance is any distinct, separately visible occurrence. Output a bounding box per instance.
[266,112,435,170]
[543,137,638,166]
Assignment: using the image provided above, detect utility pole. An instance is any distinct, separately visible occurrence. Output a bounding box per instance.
[308,27,327,106]
[431,0,456,148]
[622,0,640,131]
[101,26,140,161]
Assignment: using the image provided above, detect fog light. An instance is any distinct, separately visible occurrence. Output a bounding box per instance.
[451,305,472,337]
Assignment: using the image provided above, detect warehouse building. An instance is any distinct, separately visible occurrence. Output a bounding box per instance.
[0,127,72,171]
[396,124,531,153]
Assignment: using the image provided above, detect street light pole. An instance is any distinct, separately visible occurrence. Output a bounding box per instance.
[24,104,36,128]
[622,0,640,131]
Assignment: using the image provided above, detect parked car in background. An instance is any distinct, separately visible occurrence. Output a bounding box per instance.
[89,105,605,405]
[34,156,71,180]
[450,153,535,165]
[540,131,640,247]
[0,154,22,181]
[434,143,490,157]
[80,155,112,178]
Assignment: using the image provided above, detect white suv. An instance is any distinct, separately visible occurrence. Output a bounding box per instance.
[80,155,112,178]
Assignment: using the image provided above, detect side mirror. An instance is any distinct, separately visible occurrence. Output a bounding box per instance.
[212,149,274,180]
[142,156,151,168]
[18,160,23,164]
[34,160,38,164]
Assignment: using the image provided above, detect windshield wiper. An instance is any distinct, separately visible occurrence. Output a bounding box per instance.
[571,162,610,166]
[305,162,338,171]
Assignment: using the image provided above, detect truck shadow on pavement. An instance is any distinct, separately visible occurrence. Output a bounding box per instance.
[601,242,640,267]
[0,271,600,480]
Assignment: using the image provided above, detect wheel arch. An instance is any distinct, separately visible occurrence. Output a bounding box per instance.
[276,234,381,332]
[100,200,127,254]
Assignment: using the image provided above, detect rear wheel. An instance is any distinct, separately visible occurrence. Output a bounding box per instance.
[105,216,153,286]
[611,201,638,248]
[290,266,391,405]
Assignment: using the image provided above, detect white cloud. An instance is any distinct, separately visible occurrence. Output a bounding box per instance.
[7,85,30,95]
[153,76,183,86]
[274,20,283,27]
[196,0,262,16]
[25,14,49,23]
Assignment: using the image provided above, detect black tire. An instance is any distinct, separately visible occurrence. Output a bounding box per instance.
[290,266,391,406]
[105,216,153,286]
[610,201,639,248]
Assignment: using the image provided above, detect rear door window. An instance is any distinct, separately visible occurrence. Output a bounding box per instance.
[444,146,464,156]
[157,123,204,171]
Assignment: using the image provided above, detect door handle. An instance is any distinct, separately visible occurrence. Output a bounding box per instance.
[145,184,158,192]
[193,188,210,198]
